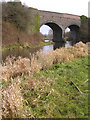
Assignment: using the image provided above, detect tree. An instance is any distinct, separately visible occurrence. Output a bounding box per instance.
[2,1,32,32]
[33,12,40,32]
[80,16,88,42]
[80,15,87,24]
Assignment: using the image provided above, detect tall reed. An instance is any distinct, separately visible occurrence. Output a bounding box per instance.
[1,41,88,81]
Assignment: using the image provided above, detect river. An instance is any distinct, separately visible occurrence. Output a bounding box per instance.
[2,41,73,60]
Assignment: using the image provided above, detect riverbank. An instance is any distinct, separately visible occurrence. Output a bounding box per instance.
[2,21,44,48]
[1,41,88,118]
[25,56,88,118]
[2,56,88,118]
[2,41,52,61]
[2,41,52,50]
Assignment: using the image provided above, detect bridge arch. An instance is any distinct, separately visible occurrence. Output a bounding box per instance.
[65,24,80,43]
[32,9,81,43]
[40,21,64,42]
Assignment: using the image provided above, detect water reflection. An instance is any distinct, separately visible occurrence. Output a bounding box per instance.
[65,41,73,48]
[2,40,73,60]
[2,47,41,61]
[42,44,53,52]
[44,40,50,42]
[53,42,65,50]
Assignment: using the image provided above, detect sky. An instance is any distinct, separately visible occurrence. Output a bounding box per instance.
[3,0,90,34]
[21,0,89,16]
[89,1,90,17]
[4,0,89,16]
[20,0,89,34]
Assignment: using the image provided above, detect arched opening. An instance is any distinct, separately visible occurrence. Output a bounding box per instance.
[40,25,53,42]
[40,22,63,42]
[65,27,70,40]
[65,25,80,44]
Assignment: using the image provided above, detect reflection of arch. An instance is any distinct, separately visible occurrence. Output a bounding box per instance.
[40,21,64,42]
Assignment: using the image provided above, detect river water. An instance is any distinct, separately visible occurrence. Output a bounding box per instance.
[2,41,73,60]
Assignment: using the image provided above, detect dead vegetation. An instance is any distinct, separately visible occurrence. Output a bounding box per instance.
[1,41,88,82]
[0,41,88,118]
[2,21,43,47]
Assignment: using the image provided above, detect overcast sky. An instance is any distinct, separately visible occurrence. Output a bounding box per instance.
[4,0,90,34]
[20,0,90,34]
[4,0,89,16]
[20,0,89,16]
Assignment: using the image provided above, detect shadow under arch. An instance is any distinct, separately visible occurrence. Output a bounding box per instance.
[40,21,64,43]
[65,24,80,44]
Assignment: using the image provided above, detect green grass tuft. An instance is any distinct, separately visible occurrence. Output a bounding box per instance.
[21,56,88,118]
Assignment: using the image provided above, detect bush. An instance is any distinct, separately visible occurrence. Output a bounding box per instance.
[2,21,43,46]
[32,12,40,32]
[80,15,88,42]
[2,1,32,32]
[80,15,87,24]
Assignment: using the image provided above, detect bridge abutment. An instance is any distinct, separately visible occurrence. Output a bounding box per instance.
[53,29,63,42]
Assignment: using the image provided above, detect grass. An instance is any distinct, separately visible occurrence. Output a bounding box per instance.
[2,56,89,118]
[2,44,24,50]
[1,42,89,118]
[2,41,52,51]
[25,56,88,118]
[25,41,52,49]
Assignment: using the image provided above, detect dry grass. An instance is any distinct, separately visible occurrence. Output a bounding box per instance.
[1,41,88,81]
[2,21,43,47]
[1,56,31,82]
[0,86,2,120]
[2,78,25,118]
[1,41,88,118]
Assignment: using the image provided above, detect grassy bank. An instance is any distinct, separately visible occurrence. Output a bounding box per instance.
[25,56,88,118]
[2,21,52,51]
[2,41,52,51]
[2,56,88,118]
[1,42,88,118]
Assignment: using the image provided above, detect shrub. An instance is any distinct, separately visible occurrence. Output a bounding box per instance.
[32,12,40,33]
[2,1,32,32]
[80,15,88,42]
[2,21,43,47]
[80,15,87,24]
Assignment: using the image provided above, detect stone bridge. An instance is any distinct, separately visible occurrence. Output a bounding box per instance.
[32,9,81,43]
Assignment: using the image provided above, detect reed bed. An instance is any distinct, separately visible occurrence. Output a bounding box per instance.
[1,41,88,118]
[1,41,88,81]
[2,78,25,118]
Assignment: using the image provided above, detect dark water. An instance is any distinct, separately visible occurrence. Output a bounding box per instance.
[2,41,72,60]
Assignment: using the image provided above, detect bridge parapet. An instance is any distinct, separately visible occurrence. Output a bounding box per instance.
[31,9,80,27]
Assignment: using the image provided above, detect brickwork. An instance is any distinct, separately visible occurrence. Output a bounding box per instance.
[31,9,81,42]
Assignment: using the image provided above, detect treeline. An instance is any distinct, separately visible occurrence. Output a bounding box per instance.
[2,2,32,32]
[2,1,42,47]
[80,15,89,43]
